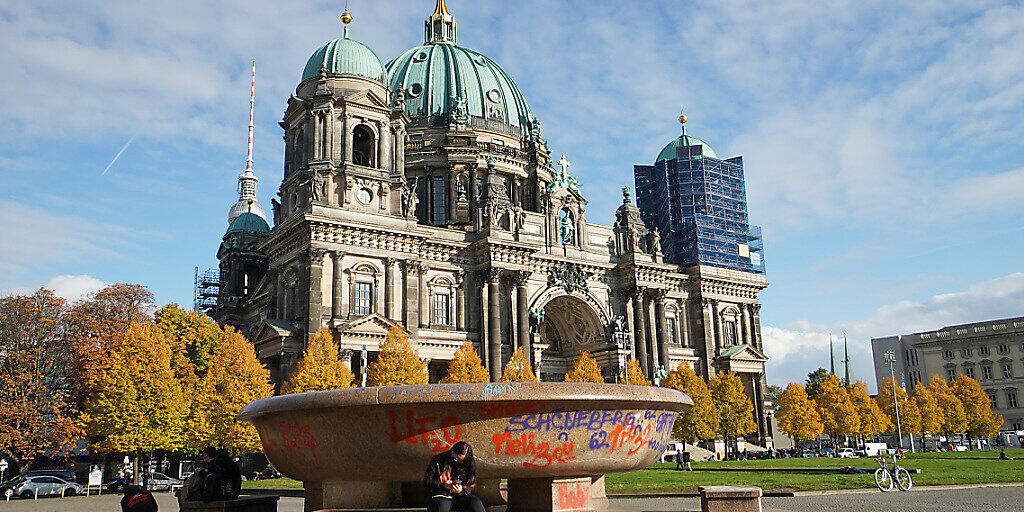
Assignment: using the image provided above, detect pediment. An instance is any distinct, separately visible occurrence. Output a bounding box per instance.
[343,89,390,110]
[337,313,406,338]
[548,185,587,204]
[716,344,768,363]
[253,319,297,345]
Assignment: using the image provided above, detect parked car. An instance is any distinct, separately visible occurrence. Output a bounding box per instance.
[8,475,83,499]
[146,472,181,492]
[837,448,857,458]
[1,476,28,499]
[21,470,76,482]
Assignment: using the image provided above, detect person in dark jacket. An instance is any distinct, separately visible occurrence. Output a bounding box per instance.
[200,446,232,502]
[216,449,241,500]
[121,484,158,512]
[423,442,485,512]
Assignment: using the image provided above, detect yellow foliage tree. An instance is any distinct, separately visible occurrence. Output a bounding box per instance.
[848,380,890,439]
[282,328,354,394]
[709,371,757,456]
[80,322,187,454]
[876,377,920,437]
[501,347,539,383]
[367,327,428,386]
[952,375,1002,439]
[196,328,274,454]
[442,342,490,383]
[619,359,651,386]
[662,363,718,444]
[927,374,967,437]
[775,382,823,445]
[563,351,605,383]
[813,374,859,444]
[911,382,942,438]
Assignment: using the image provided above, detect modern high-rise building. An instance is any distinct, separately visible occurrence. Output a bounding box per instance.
[634,113,764,274]
[871,316,1024,433]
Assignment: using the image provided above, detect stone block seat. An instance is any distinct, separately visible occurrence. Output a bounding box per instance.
[180,495,279,512]
[698,486,762,512]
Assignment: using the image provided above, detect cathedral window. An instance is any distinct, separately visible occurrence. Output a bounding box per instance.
[432,176,447,225]
[723,320,736,345]
[353,281,373,315]
[353,124,376,167]
[665,314,677,345]
[431,292,450,326]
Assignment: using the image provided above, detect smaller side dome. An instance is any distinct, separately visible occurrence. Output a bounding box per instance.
[225,212,270,237]
[657,134,718,162]
[302,37,386,84]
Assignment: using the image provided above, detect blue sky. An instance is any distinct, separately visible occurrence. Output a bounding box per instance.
[2,1,1023,390]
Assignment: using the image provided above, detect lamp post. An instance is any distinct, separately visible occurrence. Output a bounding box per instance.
[884,351,904,450]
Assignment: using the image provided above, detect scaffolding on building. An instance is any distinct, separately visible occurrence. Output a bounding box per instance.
[193,266,220,315]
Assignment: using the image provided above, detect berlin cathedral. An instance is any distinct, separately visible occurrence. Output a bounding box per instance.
[211,1,774,445]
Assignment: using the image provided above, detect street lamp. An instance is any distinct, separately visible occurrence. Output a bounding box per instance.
[884,351,904,450]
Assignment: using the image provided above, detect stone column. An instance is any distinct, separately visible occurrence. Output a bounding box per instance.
[630,287,648,377]
[306,248,327,338]
[653,290,669,374]
[332,251,344,320]
[478,271,489,369]
[643,292,658,376]
[276,269,285,318]
[740,304,752,345]
[514,271,532,366]
[751,304,763,351]
[700,298,716,377]
[377,121,387,170]
[678,298,690,347]
[382,258,394,321]
[487,268,503,381]
[455,271,465,331]
[713,300,724,352]
[395,127,406,177]
[402,261,420,331]
[418,264,429,328]
[343,115,353,164]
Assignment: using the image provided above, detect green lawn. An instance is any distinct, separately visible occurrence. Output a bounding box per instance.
[242,449,1024,494]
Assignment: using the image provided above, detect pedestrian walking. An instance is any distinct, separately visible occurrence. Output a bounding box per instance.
[424,442,485,512]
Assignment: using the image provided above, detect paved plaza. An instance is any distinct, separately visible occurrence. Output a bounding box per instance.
[3,485,1022,512]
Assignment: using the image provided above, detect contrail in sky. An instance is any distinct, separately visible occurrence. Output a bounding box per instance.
[101,136,135,176]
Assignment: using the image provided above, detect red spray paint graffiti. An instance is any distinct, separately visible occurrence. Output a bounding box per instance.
[492,431,576,468]
[554,480,589,510]
[388,409,462,453]
[279,420,319,461]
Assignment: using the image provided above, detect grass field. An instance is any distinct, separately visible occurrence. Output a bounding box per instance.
[242,449,1024,494]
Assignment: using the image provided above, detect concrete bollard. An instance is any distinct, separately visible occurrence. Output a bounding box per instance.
[698,485,763,512]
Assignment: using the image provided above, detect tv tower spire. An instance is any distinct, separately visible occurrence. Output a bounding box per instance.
[228,60,267,225]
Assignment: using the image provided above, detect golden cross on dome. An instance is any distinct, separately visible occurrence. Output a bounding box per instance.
[678,106,687,125]
[340,3,352,38]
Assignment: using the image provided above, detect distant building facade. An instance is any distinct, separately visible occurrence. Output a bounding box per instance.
[633,120,764,274]
[208,1,775,446]
[871,316,1024,432]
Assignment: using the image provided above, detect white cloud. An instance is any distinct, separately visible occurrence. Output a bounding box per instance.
[764,272,1024,390]
[43,274,108,302]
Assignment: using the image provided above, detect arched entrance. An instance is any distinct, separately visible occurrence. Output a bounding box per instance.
[537,294,606,380]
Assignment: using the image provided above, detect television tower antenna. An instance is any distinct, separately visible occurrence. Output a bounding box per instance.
[246,59,255,171]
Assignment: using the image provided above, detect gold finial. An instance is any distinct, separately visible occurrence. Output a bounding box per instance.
[341,6,353,37]
[433,0,451,17]
[678,106,687,125]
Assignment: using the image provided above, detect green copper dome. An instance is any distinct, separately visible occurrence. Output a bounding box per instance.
[225,212,270,237]
[656,134,718,162]
[302,36,386,84]
[385,43,537,137]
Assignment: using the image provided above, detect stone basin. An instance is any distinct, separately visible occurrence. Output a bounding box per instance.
[239,382,691,511]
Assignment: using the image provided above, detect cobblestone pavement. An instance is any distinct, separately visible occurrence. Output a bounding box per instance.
[3,485,1021,512]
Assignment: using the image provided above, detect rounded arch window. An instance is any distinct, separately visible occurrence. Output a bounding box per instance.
[352,124,376,167]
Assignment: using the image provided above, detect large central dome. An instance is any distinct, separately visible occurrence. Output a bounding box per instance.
[385,1,537,139]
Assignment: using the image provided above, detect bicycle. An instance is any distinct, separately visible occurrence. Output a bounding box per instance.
[875,454,913,492]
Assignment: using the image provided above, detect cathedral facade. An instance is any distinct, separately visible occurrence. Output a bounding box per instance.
[213,1,774,445]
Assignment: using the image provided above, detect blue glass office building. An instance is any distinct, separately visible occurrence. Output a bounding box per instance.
[634,125,765,274]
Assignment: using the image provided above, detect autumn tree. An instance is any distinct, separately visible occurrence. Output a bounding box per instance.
[366,327,427,386]
[440,342,490,383]
[952,375,1002,440]
[65,283,155,403]
[563,351,605,383]
[0,290,82,469]
[80,322,187,478]
[911,382,942,439]
[848,380,890,441]
[662,363,718,446]
[195,327,274,454]
[154,303,222,378]
[619,359,651,386]
[814,374,859,446]
[775,382,823,447]
[927,375,967,438]
[709,371,757,457]
[283,328,355,393]
[500,347,539,383]
[876,377,920,439]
